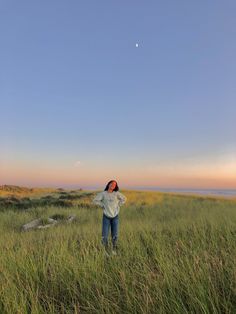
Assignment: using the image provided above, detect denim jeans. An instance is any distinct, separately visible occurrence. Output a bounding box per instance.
[102,213,119,250]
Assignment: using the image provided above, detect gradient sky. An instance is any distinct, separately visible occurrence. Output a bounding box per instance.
[1,1,236,189]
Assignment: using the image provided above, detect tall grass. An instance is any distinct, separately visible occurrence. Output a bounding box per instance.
[0,190,235,313]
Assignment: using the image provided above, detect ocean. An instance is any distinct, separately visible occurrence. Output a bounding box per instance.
[130,187,236,197]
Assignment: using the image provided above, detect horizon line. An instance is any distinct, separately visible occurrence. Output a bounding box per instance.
[1,183,236,191]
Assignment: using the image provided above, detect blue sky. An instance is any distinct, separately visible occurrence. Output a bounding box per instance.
[1,1,236,189]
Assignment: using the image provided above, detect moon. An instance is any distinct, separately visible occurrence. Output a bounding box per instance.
[135,43,139,48]
[74,160,82,167]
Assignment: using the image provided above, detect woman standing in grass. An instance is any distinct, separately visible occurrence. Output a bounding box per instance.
[92,180,127,255]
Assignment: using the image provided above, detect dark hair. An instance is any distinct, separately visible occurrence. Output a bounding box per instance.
[104,180,119,192]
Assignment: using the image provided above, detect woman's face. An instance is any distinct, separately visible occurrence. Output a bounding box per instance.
[108,181,117,191]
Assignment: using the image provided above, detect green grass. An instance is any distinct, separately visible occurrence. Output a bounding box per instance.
[0,190,235,313]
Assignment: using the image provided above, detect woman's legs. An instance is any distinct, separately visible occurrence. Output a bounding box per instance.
[111,214,119,250]
[102,214,110,250]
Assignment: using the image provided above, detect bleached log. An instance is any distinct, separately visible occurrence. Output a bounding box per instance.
[22,218,42,231]
[48,218,58,224]
[38,224,55,229]
[22,215,75,231]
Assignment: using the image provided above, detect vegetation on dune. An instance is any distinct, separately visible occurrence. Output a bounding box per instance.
[0,189,235,313]
[0,191,95,211]
[0,185,83,198]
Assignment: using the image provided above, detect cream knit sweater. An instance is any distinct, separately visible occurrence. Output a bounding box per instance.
[92,190,127,218]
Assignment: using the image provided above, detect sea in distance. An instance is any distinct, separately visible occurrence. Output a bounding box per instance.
[130,187,236,198]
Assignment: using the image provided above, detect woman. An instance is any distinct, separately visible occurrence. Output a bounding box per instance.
[92,180,127,255]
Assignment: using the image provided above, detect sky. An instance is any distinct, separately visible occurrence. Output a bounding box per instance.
[1,0,236,190]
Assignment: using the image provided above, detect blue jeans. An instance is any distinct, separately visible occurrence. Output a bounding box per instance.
[102,213,119,250]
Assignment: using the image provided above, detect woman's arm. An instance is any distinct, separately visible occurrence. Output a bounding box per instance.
[117,192,127,206]
[92,192,104,207]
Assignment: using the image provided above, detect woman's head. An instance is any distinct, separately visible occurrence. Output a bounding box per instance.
[104,180,119,192]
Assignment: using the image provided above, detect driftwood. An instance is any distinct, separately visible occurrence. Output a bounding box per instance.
[37,218,58,229]
[22,215,76,231]
[22,218,42,231]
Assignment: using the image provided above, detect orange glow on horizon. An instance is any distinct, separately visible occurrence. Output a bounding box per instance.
[1,158,236,189]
